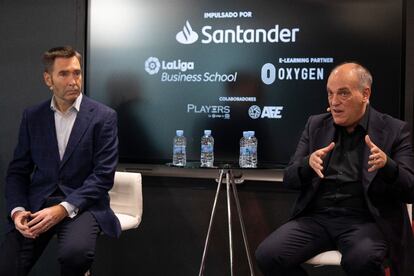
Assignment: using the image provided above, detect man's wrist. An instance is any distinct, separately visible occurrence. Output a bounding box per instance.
[299,156,316,180]
[11,210,22,222]
[59,202,79,218]
[11,207,26,221]
[56,204,68,217]
[379,156,398,182]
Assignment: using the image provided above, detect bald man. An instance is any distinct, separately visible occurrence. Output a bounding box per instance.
[255,63,414,276]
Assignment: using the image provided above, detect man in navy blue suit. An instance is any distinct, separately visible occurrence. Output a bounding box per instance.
[0,46,121,275]
[256,63,414,276]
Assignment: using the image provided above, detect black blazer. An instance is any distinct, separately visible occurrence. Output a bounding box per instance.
[283,107,414,276]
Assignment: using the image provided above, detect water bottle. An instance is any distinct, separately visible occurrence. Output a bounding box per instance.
[249,131,258,168]
[200,130,214,167]
[239,131,249,168]
[172,130,186,166]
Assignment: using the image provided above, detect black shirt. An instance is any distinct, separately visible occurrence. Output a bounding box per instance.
[311,109,369,209]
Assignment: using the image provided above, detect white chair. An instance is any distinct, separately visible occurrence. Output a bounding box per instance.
[306,204,412,266]
[109,171,143,231]
[85,171,143,276]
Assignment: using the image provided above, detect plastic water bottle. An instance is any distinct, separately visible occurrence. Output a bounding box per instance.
[172,130,186,167]
[200,130,214,167]
[248,131,258,168]
[239,131,249,168]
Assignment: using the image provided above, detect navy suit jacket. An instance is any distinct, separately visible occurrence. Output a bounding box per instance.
[284,107,414,276]
[6,95,121,238]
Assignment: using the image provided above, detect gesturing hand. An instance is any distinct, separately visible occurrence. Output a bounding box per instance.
[27,205,68,237]
[309,142,335,178]
[365,135,387,172]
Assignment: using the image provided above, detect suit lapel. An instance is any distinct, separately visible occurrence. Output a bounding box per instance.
[312,116,336,187]
[59,97,95,169]
[315,116,336,151]
[362,107,386,191]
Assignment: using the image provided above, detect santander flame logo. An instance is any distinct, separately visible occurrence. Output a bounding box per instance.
[176,21,199,44]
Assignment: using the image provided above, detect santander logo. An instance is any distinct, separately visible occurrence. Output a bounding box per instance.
[176,21,199,44]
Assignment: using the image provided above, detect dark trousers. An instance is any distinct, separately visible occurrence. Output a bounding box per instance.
[255,208,388,276]
[0,210,100,276]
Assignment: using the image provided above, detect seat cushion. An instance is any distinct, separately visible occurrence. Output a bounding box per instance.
[306,250,342,265]
[115,213,140,231]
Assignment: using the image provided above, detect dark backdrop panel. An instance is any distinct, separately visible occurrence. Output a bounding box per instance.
[0,1,86,275]
[88,0,405,166]
[405,0,414,139]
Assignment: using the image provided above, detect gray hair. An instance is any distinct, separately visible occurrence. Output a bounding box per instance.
[331,62,373,90]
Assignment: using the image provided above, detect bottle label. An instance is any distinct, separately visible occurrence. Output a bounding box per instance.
[201,144,213,153]
[173,145,186,154]
[240,146,256,155]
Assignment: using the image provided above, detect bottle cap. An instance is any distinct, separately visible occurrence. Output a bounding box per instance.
[176,130,184,136]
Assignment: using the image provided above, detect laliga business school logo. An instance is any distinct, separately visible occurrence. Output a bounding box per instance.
[145,57,161,75]
[176,20,199,44]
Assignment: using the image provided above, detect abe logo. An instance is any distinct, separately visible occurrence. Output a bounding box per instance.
[248,105,261,119]
[248,105,283,119]
[176,20,199,44]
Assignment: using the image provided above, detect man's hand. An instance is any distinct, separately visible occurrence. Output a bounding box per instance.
[27,205,68,236]
[13,210,36,239]
[365,135,387,172]
[309,142,335,178]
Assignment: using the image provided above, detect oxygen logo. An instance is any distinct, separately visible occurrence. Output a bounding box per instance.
[176,21,199,44]
[261,63,324,84]
[145,57,161,75]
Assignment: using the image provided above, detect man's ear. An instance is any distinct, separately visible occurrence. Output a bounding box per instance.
[43,72,53,88]
[362,87,371,103]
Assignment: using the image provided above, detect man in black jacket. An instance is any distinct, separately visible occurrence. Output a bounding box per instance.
[255,62,414,276]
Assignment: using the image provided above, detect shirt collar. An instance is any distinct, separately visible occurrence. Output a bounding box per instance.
[50,93,83,113]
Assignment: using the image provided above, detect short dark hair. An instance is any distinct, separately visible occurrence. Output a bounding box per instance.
[42,46,82,73]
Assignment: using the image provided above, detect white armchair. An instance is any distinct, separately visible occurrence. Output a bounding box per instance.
[85,172,143,276]
[109,171,143,231]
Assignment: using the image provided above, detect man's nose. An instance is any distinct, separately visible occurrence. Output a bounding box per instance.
[330,94,341,105]
[68,73,78,85]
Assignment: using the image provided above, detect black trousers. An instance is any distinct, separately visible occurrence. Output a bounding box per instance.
[0,209,100,276]
[255,208,388,276]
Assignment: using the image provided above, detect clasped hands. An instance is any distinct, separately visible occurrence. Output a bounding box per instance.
[309,135,387,178]
[13,205,68,239]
